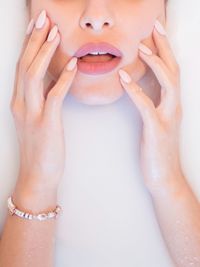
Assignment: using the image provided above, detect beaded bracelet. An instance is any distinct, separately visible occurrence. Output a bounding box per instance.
[7,196,62,221]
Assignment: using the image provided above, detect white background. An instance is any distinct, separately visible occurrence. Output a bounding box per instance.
[0,1,200,266]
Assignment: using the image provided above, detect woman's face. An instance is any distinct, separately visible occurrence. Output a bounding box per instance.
[30,0,166,105]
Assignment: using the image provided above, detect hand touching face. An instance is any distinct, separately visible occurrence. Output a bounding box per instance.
[29,0,166,105]
[119,19,183,195]
[11,10,77,193]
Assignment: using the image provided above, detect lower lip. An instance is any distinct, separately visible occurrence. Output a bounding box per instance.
[77,57,122,75]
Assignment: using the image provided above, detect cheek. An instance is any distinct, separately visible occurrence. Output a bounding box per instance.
[136,6,161,53]
[138,7,158,38]
[30,1,60,27]
[121,3,159,44]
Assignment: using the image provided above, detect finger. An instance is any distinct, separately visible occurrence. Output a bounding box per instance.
[118,69,158,128]
[153,19,180,74]
[15,10,50,109]
[24,25,61,116]
[44,80,56,100]
[20,18,35,57]
[26,25,60,84]
[138,44,180,111]
[19,10,50,74]
[11,18,35,107]
[44,57,78,120]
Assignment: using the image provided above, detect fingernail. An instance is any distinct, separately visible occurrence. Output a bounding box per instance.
[118,69,132,84]
[26,18,34,35]
[35,10,46,29]
[66,57,78,71]
[47,25,58,42]
[154,19,166,36]
[138,43,153,56]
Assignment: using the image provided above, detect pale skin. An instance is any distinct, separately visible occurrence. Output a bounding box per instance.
[30,0,166,105]
[0,3,200,267]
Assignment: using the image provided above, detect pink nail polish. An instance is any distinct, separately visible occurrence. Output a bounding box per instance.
[138,44,153,56]
[35,10,46,29]
[47,25,58,42]
[26,19,34,35]
[66,57,78,71]
[118,69,132,84]
[154,20,166,36]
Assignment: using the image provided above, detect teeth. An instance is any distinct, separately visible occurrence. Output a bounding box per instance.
[88,51,108,55]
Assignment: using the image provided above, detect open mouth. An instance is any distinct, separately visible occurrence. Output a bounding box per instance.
[75,42,123,75]
[79,53,116,63]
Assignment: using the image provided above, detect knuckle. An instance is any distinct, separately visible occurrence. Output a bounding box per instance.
[10,101,17,114]
[143,102,157,119]
[46,91,62,107]
[29,33,39,46]
[10,103,15,115]
[10,103,22,120]
[39,45,49,57]
[24,68,39,84]
[57,76,67,87]
[18,57,27,73]
[47,92,61,103]
[24,112,36,125]
[152,55,161,66]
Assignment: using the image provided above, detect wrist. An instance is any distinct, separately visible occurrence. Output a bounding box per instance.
[12,178,59,214]
[18,168,61,190]
[144,169,188,199]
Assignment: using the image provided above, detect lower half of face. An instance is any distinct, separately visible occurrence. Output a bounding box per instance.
[32,0,164,106]
[48,46,151,106]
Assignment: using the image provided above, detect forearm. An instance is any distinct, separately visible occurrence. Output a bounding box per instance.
[0,179,59,267]
[148,173,200,267]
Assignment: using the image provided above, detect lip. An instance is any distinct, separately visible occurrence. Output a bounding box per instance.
[76,57,121,75]
[74,42,123,58]
[74,42,123,75]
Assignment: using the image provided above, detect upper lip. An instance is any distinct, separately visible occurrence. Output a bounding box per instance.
[74,42,123,58]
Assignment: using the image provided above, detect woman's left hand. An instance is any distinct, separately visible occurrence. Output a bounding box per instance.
[118,19,184,195]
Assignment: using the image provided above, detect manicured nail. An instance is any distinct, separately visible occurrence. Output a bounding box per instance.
[35,10,46,29]
[118,69,132,84]
[47,25,58,42]
[66,57,78,71]
[138,43,153,56]
[26,18,34,35]
[154,19,166,36]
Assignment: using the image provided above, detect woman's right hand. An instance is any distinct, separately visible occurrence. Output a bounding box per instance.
[10,10,77,198]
